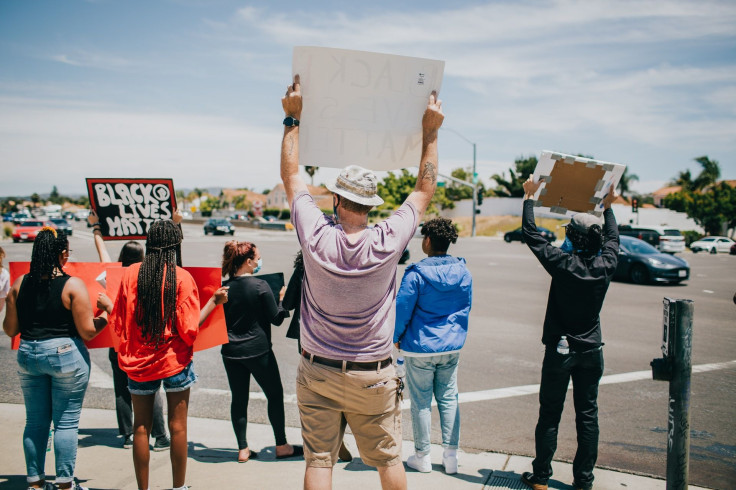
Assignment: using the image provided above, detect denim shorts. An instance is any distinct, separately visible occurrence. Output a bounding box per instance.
[128,362,197,396]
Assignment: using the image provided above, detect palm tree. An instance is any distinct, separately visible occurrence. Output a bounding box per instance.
[617,167,639,197]
[304,166,319,186]
[692,156,721,190]
[671,169,694,192]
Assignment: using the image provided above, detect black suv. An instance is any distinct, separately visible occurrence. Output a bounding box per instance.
[203,218,235,235]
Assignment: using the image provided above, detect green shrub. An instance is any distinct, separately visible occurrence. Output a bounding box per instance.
[264,208,290,220]
[681,230,703,247]
[3,225,12,239]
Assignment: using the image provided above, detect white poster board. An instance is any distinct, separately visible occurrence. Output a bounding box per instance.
[293,46,445,171]
[531,151,626,217]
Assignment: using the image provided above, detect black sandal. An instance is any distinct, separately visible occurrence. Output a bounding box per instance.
[276,445,304,460]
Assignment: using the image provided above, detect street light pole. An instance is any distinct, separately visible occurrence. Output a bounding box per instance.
[442,127,478,237]
[472,141,477,238]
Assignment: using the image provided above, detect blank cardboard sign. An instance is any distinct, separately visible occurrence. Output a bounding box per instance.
[293,46,445,171]
[531,151,626,217]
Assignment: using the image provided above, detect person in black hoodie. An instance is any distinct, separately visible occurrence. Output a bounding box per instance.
[519,176,618,490]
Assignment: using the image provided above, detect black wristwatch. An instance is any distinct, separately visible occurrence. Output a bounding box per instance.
[283,116,300,127]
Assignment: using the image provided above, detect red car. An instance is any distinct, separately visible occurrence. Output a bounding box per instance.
[12,220,55,243]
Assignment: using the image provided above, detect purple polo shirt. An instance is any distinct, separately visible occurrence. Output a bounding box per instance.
[290,190,418,361]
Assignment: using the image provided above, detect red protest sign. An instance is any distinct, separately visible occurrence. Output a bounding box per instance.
[9,262,121,350]
[86,178,176,240]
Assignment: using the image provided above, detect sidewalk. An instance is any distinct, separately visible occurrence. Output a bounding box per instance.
[0,403,703,490]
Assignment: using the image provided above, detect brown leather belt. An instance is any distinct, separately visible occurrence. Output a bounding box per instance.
[301,349,392,371]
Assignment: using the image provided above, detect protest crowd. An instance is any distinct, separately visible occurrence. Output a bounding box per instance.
[2,74,620,490]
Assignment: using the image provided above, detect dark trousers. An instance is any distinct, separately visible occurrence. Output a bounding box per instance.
[108,348,166,438]
[532,346,604,488]
[222,350,287,450]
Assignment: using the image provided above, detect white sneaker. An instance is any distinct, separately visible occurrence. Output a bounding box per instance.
[406,452,432,473]
[442,449,459,474]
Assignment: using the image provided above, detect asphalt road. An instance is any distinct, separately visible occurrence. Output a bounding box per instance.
[1,219,734,488]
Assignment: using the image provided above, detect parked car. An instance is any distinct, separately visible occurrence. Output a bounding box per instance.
[62,211,76,220]
[614,236,689,284]
[504,226,556,243]
[689,236,735,254]
[74,209,90,222]
[204,218,235,235]
[618,225,685,254]
[2,212,15,222]
[12,212,32,225]
[12,220,55,243]
[49,218,73,236]
[262,215,277,222]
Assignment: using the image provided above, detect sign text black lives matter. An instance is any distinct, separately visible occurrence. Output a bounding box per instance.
[86,178,176,240]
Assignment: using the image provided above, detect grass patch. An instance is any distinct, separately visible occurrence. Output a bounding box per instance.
[452,215,569,239]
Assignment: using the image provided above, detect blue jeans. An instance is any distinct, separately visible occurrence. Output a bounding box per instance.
[405,353,461,453]
[127,361,197,395]
[17,337,91,484]
[532,346,604,489]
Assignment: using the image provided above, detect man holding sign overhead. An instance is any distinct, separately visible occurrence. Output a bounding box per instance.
[281,72,443,489]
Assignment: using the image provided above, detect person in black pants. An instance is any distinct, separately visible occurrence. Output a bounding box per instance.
[282,250,352,462]
[108,348,168,448]
[519,176,619,490]
[220,240,303,463]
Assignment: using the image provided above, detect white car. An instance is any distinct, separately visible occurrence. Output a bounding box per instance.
[689,236,735,254]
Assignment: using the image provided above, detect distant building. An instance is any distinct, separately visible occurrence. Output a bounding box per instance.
[267,183,331,210]
[221,189,268,210]
[652,185,682,208]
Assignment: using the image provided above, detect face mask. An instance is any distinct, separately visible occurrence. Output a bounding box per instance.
[252,258,262,274]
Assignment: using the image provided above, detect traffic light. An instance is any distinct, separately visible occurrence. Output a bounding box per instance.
[477,189,484,206]
[632,198,638,213]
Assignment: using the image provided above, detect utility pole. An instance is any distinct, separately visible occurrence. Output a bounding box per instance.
[441,128,478,237]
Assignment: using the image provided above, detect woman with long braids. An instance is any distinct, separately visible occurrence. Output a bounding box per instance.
[3,228,108,490]
[87,209,171,451]
[220,240,302,462]
[109,219,200,490]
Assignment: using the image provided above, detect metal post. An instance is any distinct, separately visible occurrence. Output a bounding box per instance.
[471,142,477,238]
[667,299,693,490]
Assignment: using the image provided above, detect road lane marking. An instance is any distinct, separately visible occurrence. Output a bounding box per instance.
[91,357,736,410]
[401,359,736,410]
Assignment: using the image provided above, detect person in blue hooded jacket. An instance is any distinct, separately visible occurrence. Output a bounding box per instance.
[394,217,472,475]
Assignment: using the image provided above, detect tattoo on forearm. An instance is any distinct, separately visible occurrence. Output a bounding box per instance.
[420,161,437,184]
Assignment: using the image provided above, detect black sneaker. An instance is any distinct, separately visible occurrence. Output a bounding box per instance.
[122,435,133,449]
[521,471,548,490]
[153,435,171,451]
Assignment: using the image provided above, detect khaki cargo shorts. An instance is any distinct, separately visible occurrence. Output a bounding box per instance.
[296,356,402,468]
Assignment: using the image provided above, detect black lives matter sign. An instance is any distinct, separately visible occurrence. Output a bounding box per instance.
[86,178,176,240]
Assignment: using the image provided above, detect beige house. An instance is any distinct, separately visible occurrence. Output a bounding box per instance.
[652,185,682,208]
[267,183,332,210]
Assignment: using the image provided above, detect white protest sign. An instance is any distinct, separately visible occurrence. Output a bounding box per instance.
[293,46,445,171]
[531,151,626,217]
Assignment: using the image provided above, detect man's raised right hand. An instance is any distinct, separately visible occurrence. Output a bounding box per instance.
[422,90,444,136]
[282,74,302,119]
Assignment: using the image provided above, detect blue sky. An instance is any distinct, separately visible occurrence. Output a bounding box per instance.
[1,0,734,197]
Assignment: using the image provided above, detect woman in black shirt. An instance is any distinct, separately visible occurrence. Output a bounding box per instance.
[221,240,302,462]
